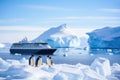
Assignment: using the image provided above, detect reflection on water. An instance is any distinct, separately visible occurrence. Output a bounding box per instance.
[0,48,120,65]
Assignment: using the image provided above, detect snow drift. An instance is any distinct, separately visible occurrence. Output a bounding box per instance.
[33,24,81,48]
[87,26,120,49]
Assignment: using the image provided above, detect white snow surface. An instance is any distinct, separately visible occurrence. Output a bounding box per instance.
[33,24,86,48]
[0,57,120,80]
[87,26,120,48]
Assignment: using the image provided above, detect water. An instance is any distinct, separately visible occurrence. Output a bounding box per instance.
[0,48,120,65]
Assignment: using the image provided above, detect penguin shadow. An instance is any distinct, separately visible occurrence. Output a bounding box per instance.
[29,55,53,67]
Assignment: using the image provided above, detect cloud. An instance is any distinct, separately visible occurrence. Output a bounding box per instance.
[0,26,48,31]
[48,16,120,21]
[0,18,24,24]
[21,5,79,11]
[0,26,92,42]
[99,8,120,13]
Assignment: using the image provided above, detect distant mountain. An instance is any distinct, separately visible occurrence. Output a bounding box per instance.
[87,26,120,49]
[33,24,82,48]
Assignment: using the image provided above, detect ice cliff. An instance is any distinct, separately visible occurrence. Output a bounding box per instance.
[87,26,120,49]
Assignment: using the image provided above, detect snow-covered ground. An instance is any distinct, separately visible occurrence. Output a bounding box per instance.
[0,56,120,80]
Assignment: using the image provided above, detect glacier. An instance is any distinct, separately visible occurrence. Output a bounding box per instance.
[87,26,120,49]
[33,24,86,48]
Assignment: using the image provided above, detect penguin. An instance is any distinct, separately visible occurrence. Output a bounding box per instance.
[29,55,35,67]
[49,56,53,65]
[46,55,53,67]
[36,56,43,67]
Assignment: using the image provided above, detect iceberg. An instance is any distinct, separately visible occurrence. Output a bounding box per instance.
[33,24,81,48]
[87,26,120,49]
[0,43,5,48]
[0,43,11,53]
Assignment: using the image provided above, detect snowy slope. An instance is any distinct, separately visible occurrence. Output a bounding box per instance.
[33,24,81,48]
[87,26,120,49]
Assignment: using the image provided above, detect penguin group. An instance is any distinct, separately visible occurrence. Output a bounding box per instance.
[29,55,53,67]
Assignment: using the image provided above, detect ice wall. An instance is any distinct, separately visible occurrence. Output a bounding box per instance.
[87,26,120,49]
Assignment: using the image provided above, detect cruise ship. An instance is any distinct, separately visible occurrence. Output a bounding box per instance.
[10,43,56,55]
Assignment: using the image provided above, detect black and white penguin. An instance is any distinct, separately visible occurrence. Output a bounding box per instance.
[29,55,35,66]
[46,55,53,67]
[36,56,43,67]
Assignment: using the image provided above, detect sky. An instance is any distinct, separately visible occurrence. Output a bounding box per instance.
[0,0,120,43]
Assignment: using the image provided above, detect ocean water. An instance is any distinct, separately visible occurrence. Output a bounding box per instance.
[0,48,120,65]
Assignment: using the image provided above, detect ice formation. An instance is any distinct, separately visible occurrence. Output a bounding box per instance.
[0,43,5,48]
[91,57,111,77]
[87,26,120,49]
[0,57,119,80]
[33,24,81,48]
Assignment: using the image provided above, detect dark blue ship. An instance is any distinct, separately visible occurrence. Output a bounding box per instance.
[10,43,56,55]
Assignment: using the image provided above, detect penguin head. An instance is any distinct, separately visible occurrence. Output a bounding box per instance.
[31,54,34,57]
[39,56,41,58]
[49,57,52,59]
[47,55,50,58]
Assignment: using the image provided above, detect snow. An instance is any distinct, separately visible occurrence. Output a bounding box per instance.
[33,24,87,48]
[0,58,10,70]
[87,26,120,49]
[0,57,119,80]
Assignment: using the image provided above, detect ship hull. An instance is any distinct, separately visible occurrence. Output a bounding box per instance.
[10,49,56,55]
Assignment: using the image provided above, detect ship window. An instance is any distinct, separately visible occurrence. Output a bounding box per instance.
[39,44,42,47]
